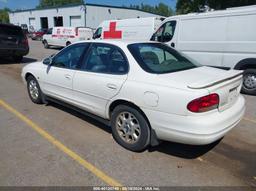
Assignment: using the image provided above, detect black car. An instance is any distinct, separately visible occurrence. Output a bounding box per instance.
[0,24,29,62]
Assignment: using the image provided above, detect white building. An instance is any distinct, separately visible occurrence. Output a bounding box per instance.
[9,3,161,30]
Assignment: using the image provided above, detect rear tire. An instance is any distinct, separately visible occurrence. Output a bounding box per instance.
[13,56,23,63]
[43,40,49,49]
[27,76,43,104]
[242,69,256,95]
[111,105,150,152]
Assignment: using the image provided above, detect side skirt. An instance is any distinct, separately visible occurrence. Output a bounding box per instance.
[45,96,111,127]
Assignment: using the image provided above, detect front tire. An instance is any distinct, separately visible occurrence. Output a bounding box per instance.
[242,69,256,95]
[43,40,49,49]
[27,76,43,104]
[111,105,150,152]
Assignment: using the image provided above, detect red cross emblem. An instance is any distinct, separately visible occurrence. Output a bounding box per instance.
[103,22,122,39]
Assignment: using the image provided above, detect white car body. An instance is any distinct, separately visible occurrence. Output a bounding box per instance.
[93,17,164,41]
[22,40,245,146]
[43,27,94,47]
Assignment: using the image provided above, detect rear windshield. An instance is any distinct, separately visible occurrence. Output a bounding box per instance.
[128,43,199,74]
[0,25,23,36]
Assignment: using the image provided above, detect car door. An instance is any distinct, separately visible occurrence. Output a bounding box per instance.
[73,43,129,118]
[41,43,89,102]
[43,28,53,44]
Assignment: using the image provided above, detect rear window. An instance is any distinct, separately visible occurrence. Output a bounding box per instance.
[0,25,23,36]
[128,43,199,74]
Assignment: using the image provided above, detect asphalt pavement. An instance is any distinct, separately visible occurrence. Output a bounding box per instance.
[0,40,255,188]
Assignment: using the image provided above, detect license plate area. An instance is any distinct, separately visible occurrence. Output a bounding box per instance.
[228,86,238,104]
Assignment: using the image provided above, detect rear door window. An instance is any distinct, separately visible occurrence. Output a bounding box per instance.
[81,43,128,74]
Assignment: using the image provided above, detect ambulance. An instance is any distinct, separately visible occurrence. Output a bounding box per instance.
[42,27,93,48]
[93,17,165,41]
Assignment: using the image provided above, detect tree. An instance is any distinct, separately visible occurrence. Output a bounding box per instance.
[0,8,10,23]
[37,0,84,8]
[155,3,174,16]
[176,0,256,14]
[129,3,173,17]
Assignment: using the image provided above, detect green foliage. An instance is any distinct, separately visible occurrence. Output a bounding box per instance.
[37,0,84,8]
[129,3,173,17]
[176,0,256,14]
[0,8,10,23]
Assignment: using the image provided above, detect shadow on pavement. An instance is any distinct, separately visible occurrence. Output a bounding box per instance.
[47,101,220,158]
[148,139,221,159]
[0,57,38,64]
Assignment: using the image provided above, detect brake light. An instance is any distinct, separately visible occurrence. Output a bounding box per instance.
[187,93,219,113]
[22,37,28,46]
[75,28,78,36]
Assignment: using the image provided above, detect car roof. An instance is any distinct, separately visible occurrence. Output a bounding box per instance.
[73,40,159,47]
[0,23,21,29]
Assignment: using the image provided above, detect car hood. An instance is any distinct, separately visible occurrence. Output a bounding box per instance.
[153,66,242,90]
[22,61,43,71]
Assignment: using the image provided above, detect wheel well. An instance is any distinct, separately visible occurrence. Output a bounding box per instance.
[234,58,256,70]
[109,100,151,129]
[25,73,34,81]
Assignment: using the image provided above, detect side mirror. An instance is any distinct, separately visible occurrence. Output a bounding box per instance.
[43,57,52,65]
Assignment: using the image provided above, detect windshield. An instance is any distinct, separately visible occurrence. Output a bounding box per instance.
[128,43,199,74]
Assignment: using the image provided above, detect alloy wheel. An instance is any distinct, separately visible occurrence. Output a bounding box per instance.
[115,112,141,144]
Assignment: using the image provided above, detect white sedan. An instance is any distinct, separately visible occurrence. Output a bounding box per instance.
[22,40,245,151]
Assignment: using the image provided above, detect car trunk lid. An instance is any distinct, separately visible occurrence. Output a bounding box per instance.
[188,69,243,112]
[155,66,243,112]
[0,25,24,48]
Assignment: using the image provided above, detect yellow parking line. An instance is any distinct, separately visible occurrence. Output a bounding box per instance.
[0,99,123,187]
[243,117,256,124]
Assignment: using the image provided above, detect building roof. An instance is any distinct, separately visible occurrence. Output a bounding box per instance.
[9,2,85,13]
[9,3,164,17]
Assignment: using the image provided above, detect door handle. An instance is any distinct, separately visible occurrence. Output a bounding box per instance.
[64,74,72,80]
[107,83,117,90]
[171,42,175,48]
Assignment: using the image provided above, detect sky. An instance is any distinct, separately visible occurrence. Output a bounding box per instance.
[0,0,177,10]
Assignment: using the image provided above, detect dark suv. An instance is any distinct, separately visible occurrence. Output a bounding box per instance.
[0,24,29,62]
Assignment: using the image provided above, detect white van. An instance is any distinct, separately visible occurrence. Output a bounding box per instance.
[42,27,93,48]
[151,5,256,95]
[93,17,165,41]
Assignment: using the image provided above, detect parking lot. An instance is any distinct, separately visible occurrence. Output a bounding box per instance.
[0,39,255,188]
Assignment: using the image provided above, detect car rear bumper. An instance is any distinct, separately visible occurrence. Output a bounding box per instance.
[0,47,29,57]
[143,95,245,145]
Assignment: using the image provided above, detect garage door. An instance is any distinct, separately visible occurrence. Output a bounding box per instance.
[29,18,36,27]
[70,16,81,27]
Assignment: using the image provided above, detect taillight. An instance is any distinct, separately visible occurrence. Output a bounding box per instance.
[22,37,28,46]
[187,93,219,113]
[75,28,78,36]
